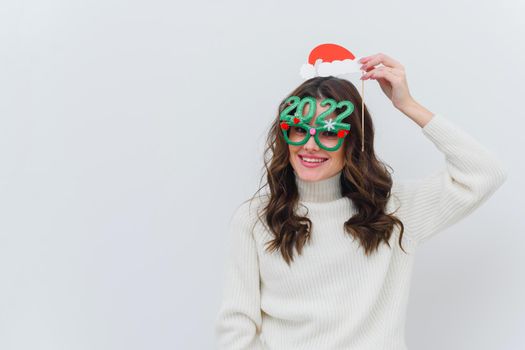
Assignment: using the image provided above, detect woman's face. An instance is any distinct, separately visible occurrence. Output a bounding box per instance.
[288,99,346,182]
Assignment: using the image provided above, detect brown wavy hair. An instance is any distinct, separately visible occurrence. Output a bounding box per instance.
[247,76,406,266]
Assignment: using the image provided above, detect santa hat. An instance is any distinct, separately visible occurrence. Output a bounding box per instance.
[300,43,363,79]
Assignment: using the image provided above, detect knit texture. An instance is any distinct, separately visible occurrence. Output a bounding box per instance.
[214,113,508,350]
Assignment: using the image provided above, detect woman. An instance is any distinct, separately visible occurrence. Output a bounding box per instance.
[214,53,508,349]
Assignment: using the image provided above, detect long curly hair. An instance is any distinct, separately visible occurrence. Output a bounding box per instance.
[247,76,406,266]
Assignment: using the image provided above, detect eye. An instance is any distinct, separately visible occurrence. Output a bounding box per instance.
[293,127,306,134]
[321,131,337,138]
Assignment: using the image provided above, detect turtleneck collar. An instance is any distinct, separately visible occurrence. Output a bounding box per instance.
[294,170,344,203]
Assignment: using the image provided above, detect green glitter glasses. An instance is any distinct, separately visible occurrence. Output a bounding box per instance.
[279,95,353,152]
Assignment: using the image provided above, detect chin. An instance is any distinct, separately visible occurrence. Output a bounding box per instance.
[293,167,329,182]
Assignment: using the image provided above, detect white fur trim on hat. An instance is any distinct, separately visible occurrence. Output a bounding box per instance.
[299,57,364,79]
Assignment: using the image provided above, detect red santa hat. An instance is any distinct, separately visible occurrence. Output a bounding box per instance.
[300,43,363,79]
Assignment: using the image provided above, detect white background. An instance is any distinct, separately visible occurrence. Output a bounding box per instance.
[1,0,524,349]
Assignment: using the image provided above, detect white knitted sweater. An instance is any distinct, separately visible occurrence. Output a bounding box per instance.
[214,113,508,350]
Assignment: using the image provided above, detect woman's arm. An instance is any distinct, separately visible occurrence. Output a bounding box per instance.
[398,99,434,128]
[391,113,508,245]
[214,201,266,349]
[360,52,508,245]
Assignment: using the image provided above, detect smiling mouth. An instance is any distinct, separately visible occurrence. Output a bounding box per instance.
[299,155,329,164]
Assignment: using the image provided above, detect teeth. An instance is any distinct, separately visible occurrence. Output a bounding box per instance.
[302,157,327,163]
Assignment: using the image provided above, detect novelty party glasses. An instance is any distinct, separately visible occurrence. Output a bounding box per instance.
[279,95,353,152]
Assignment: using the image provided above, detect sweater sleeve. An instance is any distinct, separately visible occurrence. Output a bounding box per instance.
[214,200,266,350]
[391,113,508,245]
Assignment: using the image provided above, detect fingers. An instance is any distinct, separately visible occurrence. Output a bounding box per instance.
[361,66,403,81]
[361,69,394,82]
[359,53,404,71]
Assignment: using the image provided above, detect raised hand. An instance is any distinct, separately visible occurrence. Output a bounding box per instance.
[359,53,414,111]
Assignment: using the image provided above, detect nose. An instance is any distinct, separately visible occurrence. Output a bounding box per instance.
[303,130,320,152]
